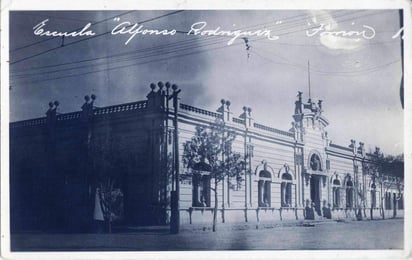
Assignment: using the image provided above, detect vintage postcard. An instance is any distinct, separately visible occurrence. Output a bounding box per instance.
[1,0,411,259]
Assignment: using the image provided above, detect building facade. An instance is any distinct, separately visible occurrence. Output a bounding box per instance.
[9,82,404,232]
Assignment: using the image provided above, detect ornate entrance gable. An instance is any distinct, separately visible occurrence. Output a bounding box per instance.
[304,150,327,175]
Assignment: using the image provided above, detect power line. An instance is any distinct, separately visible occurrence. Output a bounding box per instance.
[11,10,383,73]
[11,9,352,67]
[10,10,397,83]
[251,48,400,76]
[14,34,400,86]
[11,9,363,75]
[252,39,400,72]
[14,41,241,85]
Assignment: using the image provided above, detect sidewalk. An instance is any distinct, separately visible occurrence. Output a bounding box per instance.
[9,218,404,251]
[179,218,336,232]
[113,216,402,234]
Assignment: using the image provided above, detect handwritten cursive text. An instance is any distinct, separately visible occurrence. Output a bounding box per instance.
[306,23,375,40]
[33,19,96,37]
[188,21,279,45]
[111,17,177,45]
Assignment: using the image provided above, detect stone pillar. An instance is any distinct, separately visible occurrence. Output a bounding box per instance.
[358,142,365,156]
[240,106,254,129]
[147,82,168,111]
[245,141,254,209]
[349,139,356,154]
[46,101,59,147]
[294,147,303,207]
[217,99,232,122]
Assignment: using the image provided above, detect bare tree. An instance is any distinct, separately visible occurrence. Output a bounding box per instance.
[97,178,123,233]
[91,136,125,233]
[365,151,404,219]
[182,122,245,232]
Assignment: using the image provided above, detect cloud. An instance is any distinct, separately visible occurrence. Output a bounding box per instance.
[308,10,365,51]
[319,35,363,50]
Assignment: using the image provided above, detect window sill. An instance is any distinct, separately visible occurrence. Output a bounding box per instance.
[189,207,213,211]
[280,206,296,209]
[257,207,277,210]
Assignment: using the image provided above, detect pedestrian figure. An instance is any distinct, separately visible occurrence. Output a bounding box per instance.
[304,199,315,220]
[322,201,332,219]
[94,187,105,233]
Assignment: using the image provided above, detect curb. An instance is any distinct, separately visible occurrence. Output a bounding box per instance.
[180,219,339,232]
[178,217,404,233]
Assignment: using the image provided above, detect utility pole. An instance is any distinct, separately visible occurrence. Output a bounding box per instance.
[170,84,181,234]
[399,9,404,109]
[308,60,311,100]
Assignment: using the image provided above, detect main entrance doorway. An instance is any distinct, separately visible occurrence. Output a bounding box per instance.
[310,175,321,216]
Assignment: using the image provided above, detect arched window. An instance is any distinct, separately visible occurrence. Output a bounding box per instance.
[310,154,322,171]
[346,180,354,208]
[281,173,292,207]
[258,170,271,207]
[332,179,341,208]
[192,162,211,207]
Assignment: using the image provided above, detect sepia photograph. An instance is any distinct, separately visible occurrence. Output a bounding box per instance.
[1,0,410,258]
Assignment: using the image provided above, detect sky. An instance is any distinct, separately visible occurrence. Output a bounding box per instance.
[9,10,404,155]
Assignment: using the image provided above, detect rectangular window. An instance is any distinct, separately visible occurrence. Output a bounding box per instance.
[333,187,340,208]
[281,182,292,207]
[371,190,376,208]
[385,192,392,210]
[192,174,210,207]
[346,188,353,208]
[326,159,330,170]
[258,180,271,207]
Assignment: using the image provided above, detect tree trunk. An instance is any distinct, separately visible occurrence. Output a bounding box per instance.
[370,207,373,220]
[107,197,112,233]
[107,219,112,233]
[356,207,362,220]
[213,179,218,232]
[393,199,397,218]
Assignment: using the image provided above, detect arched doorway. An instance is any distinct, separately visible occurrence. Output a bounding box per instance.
[310,175,321,215]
